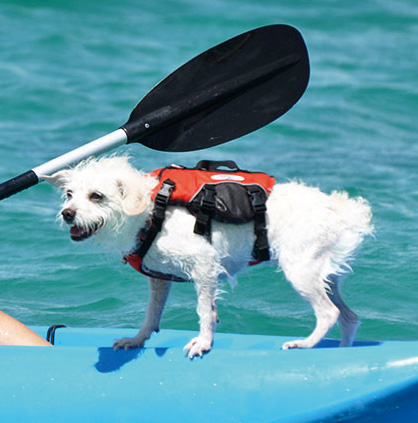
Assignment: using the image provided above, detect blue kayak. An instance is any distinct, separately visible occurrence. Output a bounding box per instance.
[1,326,418,422]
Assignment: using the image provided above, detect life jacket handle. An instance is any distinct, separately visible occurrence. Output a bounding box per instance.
[195,160,239,172]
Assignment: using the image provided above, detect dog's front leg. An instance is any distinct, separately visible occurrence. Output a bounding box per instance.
[184,281,217,359]
[113,278,172,350]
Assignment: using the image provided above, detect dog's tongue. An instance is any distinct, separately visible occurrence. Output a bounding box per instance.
[70,226,83,237]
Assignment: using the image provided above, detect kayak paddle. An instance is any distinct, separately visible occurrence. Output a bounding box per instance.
[0,24,309,201]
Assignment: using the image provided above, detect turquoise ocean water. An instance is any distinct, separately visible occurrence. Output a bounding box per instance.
[0,0,417,343]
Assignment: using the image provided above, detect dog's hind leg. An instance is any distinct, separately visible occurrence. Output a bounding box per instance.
[326,275,359,347]
[113,278,172,350]
[282,273,341,350]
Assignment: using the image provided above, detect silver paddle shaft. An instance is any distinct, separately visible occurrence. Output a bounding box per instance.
[33,128,128,178]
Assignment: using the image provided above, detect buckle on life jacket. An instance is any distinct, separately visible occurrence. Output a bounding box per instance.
[153,179,175,231]
[248,186,270,261]
[194,185,216,238]
[131,179,174,260]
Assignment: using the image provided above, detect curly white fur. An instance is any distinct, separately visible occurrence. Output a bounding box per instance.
[44,156,373,358]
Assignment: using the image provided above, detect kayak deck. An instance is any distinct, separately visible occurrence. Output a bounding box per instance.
[38,325,381,348]
[1,327,417,423]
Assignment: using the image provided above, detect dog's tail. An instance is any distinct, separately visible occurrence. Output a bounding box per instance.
[324,192,373,279]
[335,192,373,239]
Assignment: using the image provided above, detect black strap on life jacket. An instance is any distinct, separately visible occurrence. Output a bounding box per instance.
[248,186,270,261]
[134,179,175,258]
[193,184,216,239]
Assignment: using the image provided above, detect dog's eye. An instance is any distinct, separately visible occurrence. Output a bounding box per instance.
[89,192,104,202]
[66,191,73,200]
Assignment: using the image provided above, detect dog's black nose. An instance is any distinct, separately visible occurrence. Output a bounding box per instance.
[62,208,76,223]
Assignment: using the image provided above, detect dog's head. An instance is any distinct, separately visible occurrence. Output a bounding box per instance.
[43,156,156,243]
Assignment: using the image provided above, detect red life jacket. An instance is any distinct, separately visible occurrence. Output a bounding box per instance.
[124,160,275,281]
[150,163,275,207]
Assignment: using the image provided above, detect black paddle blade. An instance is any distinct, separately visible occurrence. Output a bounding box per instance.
[122,24,310,152]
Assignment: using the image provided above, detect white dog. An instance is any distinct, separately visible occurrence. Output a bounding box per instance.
[44,156,373,358]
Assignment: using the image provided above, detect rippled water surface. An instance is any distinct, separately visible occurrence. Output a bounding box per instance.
[0,0,417,342]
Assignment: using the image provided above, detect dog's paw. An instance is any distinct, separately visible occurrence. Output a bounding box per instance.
[282,339,311,350]
[113,337,144,351]
[183,336,212,359]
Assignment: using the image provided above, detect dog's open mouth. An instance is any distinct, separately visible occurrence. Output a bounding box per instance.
[69,222,102,241]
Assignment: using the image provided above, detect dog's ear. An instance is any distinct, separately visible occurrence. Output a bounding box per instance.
[41,170,72,189]
[117,180,149,216]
